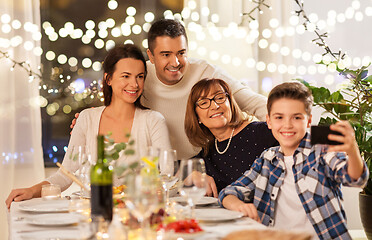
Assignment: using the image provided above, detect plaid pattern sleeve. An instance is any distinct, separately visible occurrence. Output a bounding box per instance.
[218,156,265,205]
[321,148,369,188]
[218,133,369,240]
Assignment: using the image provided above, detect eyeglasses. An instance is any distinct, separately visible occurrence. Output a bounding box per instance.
[196,92,228,109]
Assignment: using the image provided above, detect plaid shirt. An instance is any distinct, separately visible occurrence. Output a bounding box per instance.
[219,133,368,240]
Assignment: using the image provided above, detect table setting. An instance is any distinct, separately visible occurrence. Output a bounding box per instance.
[7,146,271,240]
[8,195,268,240]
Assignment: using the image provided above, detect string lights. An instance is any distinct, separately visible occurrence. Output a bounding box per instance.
[293,0,371,99]
[0,50,41,82]
[2,0,371,157]
[294,0,345,61]
[241,0,272,22]
[1,0,372,116]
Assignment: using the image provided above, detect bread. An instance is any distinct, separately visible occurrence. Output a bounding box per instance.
[222,229,313,240]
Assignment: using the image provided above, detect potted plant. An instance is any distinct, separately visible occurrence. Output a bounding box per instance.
[300,63,372,238]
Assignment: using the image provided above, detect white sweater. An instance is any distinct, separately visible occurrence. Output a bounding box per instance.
[47,106,171,189]
[142,57,267,159]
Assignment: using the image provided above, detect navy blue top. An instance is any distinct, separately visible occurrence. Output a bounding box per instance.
[196,121,278,193]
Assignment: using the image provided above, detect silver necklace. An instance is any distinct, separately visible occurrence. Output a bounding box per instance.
[215,128,235,155]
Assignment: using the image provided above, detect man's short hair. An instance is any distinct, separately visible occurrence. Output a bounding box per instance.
[148,19,188,53]
[267,82,313,116]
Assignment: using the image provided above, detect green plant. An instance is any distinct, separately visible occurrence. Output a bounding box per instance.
[104,132,140,177]
[300,64,372,195]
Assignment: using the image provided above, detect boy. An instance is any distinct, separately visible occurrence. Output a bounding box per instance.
[218,82,368,239]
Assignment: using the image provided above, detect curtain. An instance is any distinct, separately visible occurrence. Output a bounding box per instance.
[0,1,44,239]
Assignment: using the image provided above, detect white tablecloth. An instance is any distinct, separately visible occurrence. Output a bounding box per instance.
[8,198,266,240]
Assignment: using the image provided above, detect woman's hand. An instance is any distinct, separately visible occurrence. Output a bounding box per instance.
[5,188,34,209]
[185,171,218,198]
[205,174,218,198]
[69,113,80,134]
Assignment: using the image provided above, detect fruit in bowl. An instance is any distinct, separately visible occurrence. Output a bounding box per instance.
[113,185,126,194]
[113,185,126,208]
[157,219,203,233]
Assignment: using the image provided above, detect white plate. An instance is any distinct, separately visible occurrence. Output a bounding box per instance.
[18,199,69,213]
[195,208,244,222]
[20,229,92,240]
[25,213,80,226]
[170,196,218,206]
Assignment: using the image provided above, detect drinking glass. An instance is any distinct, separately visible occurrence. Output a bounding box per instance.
[141,146,160,176]
[158,149,179,209]
[178,158,207,219]
[124,174,159,240]
[41,184,61,200]
[68,196,94,239]
[69,145,92,197]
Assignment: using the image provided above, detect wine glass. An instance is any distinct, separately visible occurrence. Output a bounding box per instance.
[69,146,91,197]
[124,174,159,240]
[77,152,92,198]
[158,149,179,209]
[178,158,207,219]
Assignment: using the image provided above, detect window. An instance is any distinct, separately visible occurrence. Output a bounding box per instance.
[40,0,184,166]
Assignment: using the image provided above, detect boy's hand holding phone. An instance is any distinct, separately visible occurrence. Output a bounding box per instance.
[327,121,359,156]
[311,121,359,156]
[328,121,364,180]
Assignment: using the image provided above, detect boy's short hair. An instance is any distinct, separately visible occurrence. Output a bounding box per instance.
[148,19,188,53]
[267,82,313,116]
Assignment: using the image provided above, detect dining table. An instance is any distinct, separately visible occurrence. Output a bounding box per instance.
[8,196,267,240]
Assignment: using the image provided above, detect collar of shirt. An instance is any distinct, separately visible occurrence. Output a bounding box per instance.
[266,132,313,166]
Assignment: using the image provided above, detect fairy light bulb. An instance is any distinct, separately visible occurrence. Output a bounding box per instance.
[108,0,118,10]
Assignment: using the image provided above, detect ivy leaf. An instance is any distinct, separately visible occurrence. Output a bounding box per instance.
[72,153,79,162]
[124,149,135,155]
[112,152,119,160]
[114,142,126,152]
[129,161,140,169]
[114,166,126,176]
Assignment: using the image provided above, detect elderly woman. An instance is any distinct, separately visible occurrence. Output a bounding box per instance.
[185,78,278,196]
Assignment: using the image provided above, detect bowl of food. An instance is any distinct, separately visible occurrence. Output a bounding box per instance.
[157,219,204,239]
[113,185,126,208]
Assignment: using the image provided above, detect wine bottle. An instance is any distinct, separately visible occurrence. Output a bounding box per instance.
[90,135,113,221]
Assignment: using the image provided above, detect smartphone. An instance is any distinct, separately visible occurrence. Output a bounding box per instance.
[310,125,343,145]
